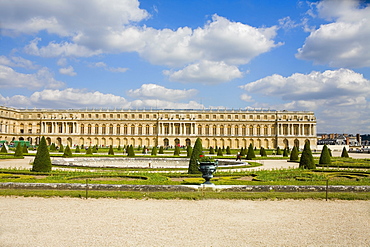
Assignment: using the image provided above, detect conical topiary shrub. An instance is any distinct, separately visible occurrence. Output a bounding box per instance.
[151,146,157,156]
[226,146,231,155]
[188,138,203,174]
[32,136,52,172]
[59,144,64,153]
[283,147,288,157]
[23,143,28,154]
[217,147,223,156]
[276,146,282,155]
[289,146,299,161]
[299,141,315,169]
[240,147,246,156]
[341,147,349,158]
[187,146,192,158]
[319,144,331,166]
[14,142,24,158]
[174,145,180,156]
[159,146,164,154]
[86,146,93,155]
[63,145,73,158]
[0,144,7,153]
[108,145,114,155]
[75,145,80,153]
[260,147,267,157]
[246,143,255,160]
[209,146,215,155]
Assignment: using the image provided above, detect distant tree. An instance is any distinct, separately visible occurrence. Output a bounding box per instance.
[188,138,203,174]
[63,145,73,158]
[341,147,350,158]
[299,141,315,169]
[240,147,246,156]
[283,147,288,157]
[246,143,256,160]
[142,145,147,154]
[117,145,121,151]
[86,146,93,155]
[14,142,24,158]
[151,146,157,156]
[319,144,331,166]
[23,143,29,154]
[75,145,80,153]
[127,145,135,157]
[209,146,215,155]
[108,145,114,155]
[32,136,52,172]
[0,144,7,153]
[59,144,64,153]
[174,145,180,156]
[260,147,267,157]
[289,146,299,161]
[226,146,231,155]
[276,146,282,155]
[217,147,223,156]
[159,146,164,154]
[92,145,98,153]
[186,145,193,158]
[49,143,57,152]
[80,144,84,150]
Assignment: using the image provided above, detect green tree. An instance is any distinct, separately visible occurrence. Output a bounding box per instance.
[23,143,29,154]
[127,145,135,157]
[341,147,349,158]
[260,147,267,157]
[246,143,256,160]
[63,145,73,158]
[319,144,331,166]
[240,147,246,156]
[174,145,180,156]
[188,138,203,174]
[86,146,93,155]
[117,145,121,151]
[75,145,80,153]
[0,144,7,153]
[289,146,299,161]
[226,146,231,155]
[142,145,147,154]
[186,145,193,158]
[276,146,282,155]
[108,145,114,155]
[14,142,24,158]
[59,144,64,153]
[92,145,98,153]
[217,147,223,156]
[50,143,57,152]
[209,146,215,155]
[283,147,288,157]
[159,146,164,154]
[32,136,52,172]
[151,146,157,156]
[299,141,315,169]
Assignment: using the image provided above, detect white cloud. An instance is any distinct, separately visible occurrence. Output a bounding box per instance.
[0,0,149,37]
[239,68,370,133]
[0,65,65,89]
[164,60,243,84]
[0,55,38,69]
[24,38,102,57]
[140,15,280,67]
[296,0,370,68]
[127,84,198,102]
[240,94,254,102]
[0,87,204,110]
[59,66,77,76]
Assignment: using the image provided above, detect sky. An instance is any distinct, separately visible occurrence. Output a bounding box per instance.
[0,0,369,134]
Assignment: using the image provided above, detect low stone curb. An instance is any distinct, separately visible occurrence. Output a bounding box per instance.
[1,183,369,192]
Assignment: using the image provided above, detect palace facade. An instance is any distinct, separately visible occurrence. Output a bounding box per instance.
[0,106,317,149]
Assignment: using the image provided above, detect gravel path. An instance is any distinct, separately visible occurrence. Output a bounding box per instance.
[0,197,369,246]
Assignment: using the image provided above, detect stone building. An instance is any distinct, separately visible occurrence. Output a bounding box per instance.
[0,106,317,149]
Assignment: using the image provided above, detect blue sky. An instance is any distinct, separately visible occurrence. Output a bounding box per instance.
[0,0,369,134]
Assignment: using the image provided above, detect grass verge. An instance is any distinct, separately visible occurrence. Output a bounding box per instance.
[0,189,369,200]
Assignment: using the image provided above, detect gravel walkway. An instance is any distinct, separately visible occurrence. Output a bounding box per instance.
[0,197,369,246]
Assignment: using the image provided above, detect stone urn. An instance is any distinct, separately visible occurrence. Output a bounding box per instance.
[197,160,218,185]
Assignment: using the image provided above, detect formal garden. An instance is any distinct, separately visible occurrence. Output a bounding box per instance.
[0,137,369,200]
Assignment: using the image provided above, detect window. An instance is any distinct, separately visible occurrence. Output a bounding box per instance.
[116,125,120,134]
[88,125,92,134]
[110,114,113,118]
[109,124,113,134]
[227,115,231,119]
[249,115,253,119]
[80,124,84,134]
